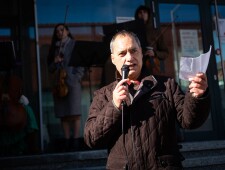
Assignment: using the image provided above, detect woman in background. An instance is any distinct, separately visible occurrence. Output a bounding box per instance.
[47,23,84,152]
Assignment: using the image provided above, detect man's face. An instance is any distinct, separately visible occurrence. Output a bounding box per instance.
[111,34,143,80]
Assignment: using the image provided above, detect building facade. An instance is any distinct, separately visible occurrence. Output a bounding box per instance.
[0,0,225,155]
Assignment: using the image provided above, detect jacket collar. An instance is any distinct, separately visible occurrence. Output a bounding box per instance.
[133,75,158,101]
[140,75,158,90]
[111,74,158,105]
[114,72,158,92]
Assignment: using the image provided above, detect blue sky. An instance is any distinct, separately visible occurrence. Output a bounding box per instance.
[36,0,144,24]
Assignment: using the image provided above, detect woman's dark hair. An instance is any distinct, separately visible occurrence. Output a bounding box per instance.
[134,5,151,21]
[47,23,73,65]
[50,23,73,44]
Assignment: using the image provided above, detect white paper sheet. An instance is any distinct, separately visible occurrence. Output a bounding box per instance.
[179,46,211,80]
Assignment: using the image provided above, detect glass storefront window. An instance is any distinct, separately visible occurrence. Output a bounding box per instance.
[0,29,11,36]
[159,4,203,91]
[158,3,213,137]
[2,0,225,158]
[37,0,145,153]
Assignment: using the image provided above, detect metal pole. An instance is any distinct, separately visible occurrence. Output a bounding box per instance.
[33,0,44,152]
[171,4,185,140]
[171,4,180,82]
[214,0,225,90]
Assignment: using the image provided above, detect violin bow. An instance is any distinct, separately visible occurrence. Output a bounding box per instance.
[58,4,69,57]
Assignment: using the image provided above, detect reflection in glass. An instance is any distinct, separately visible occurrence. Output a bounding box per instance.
[211,4,225,129]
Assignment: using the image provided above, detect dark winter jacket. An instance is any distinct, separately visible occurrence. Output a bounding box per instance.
[84,75,210,170]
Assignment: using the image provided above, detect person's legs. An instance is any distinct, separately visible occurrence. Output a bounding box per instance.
[61,118,71,139]
[61,115,81,151]
[61,117,71,151]
[72,115,81,138]
[70,115,81,151]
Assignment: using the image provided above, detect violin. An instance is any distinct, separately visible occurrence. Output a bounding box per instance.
[52,6,70,98]
[0,74,27,132]
[53,66,68,98]
[52,52,68,98]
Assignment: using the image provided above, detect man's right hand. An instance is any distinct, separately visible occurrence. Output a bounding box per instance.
[112,79,129,109]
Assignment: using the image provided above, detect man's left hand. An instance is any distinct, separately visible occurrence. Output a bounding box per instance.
[188,73,208,98]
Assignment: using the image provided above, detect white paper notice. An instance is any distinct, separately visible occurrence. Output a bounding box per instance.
[179,46,211,80]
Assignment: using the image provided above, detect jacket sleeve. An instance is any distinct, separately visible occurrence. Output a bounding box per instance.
[83,87,122,148]
[170,78,210,129]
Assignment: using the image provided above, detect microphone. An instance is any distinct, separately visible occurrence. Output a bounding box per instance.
[121,64,130,80]
[121,64,129,106]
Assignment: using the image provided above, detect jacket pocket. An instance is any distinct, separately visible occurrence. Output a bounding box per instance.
[157,155,183,169]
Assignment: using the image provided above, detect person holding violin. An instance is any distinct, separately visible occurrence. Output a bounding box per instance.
[134,5,169,75]
[47,23,84,152]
